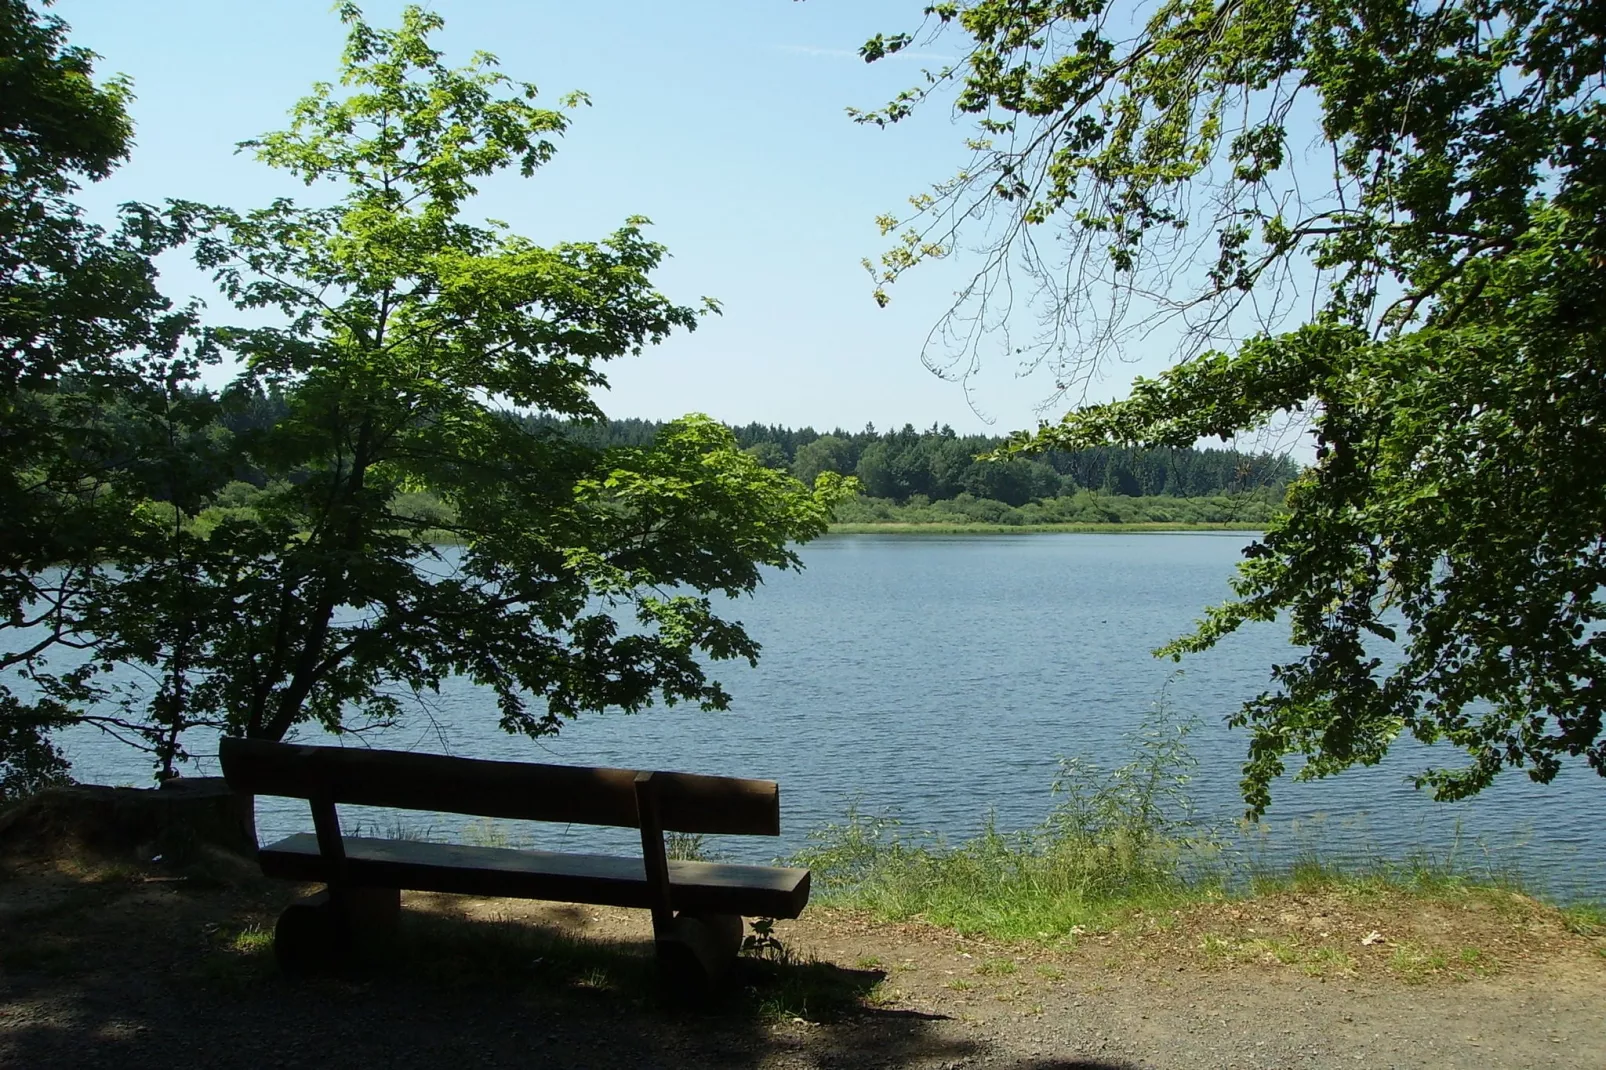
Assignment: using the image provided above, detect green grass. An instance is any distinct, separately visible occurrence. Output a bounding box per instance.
[794,700,1598,951]
[827,521,1263,535]
[1561,901,1606,936]
[193,922,280,989]
[1193,933,1364,976]
[1305,946,1358,976]
[1389,942,1450,982]
[794,806,1210,941]
[794,701,1223,941]
[230,924,274,954]
[665,831,714,861]
[796,801,1581,949]
[1243,847,1533,905]
[975,957,1018,976]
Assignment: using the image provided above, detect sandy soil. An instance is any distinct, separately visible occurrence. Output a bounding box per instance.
[2,853,1602,1070]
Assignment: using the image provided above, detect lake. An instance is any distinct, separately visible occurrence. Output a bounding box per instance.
[57,533,1606,900]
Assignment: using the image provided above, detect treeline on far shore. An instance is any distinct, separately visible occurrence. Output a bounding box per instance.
[180,482,1282,538]
[833,489,1284,529]
[518,415,1298,506]
[174,400,1295,536]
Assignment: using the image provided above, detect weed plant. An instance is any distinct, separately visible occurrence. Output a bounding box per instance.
[665,831,712,861]
[793,700,1221,940]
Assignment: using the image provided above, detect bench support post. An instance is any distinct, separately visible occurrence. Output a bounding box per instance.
[633,772,673,937]
[309,794,352,943]
[274,793,400,974]
[636,771,744,996]
[273,886,400,975]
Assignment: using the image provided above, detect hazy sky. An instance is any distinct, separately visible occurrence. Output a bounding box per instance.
[53,0,1204,437]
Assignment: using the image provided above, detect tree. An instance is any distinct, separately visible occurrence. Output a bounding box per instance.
[75,4,848,778]
[0,0,198,799]
[742,440,789,470]
[854,440,901,499]
[925,435,973,499]
[959,455,1041,507]
[792,434,854,487]
[860,0,1606,812]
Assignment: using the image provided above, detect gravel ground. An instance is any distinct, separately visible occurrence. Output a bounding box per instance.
[2,855,1602,1069]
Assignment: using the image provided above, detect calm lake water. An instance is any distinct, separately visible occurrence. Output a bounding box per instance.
[58,533,1606,900]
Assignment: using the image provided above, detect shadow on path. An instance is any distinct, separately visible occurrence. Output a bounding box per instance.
[0,862,1025,1069]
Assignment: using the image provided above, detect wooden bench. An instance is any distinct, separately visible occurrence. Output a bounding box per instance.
[218,737,810,987]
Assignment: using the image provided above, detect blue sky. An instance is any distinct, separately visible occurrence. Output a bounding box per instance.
[53,0,1190,436]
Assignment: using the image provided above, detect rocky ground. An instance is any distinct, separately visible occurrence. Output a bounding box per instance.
[1,850,1602,1069]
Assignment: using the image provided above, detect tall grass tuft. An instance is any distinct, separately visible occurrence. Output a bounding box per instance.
[795,699,1220,940]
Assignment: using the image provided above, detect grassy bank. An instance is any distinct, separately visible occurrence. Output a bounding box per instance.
[827,521,1263,534]
[789,710,1605,951]
[831,489,1286,529]
[798,809,1603,942]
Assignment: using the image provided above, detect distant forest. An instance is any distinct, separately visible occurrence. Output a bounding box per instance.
[515,415,1298,506]
[210,394,1297,530]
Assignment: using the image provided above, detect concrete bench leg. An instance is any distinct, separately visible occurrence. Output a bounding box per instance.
[343,885,402,942]
[655,912,743,999]
[273,886,400,975]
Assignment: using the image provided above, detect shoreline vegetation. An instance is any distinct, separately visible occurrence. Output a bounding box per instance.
[787,707,1606,956]
[828,521,1263,534]
[798,802,1606,942]
[133,407,1293,546]
[159,481,1278,546]
[823,487,1282,533]
[168,485,1283,544]
[162,488,1283,543]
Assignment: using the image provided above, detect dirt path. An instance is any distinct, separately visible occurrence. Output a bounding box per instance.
[2,855,1602,1069]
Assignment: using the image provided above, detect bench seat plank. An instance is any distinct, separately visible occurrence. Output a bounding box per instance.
[258,834,811,920]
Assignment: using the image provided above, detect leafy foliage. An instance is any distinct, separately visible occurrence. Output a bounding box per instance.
[831,489,1282,528]
[0,0,201,799]
[863,0,1606,810]
[8,4,847,781]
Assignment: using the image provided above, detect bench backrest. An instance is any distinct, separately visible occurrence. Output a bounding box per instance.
[218,737,781,837]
